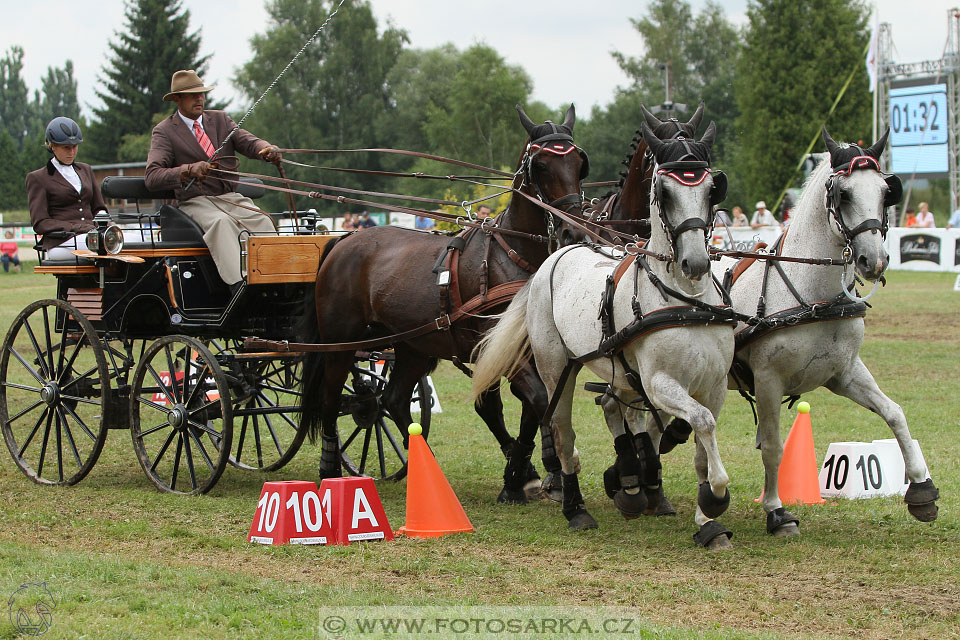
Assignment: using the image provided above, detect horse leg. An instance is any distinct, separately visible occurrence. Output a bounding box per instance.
[598,392,647,519]
[753,374,801,536]
[473,386,530,504]
[381,347,434,450]
[634,412,674,516]
[318,352,355,480]
[509,365,555,502]
[646,373,732,548]
[827,357,939,522]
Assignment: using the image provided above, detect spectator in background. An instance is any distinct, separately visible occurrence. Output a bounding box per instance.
[1,230,20,273]
[915,202,936,228]
[476,204,493,219]
[358,212,377,228]
[730,206,749,227]
[904,207,917,227]
[415,213,436,231]
[947,206,960,229]
[341,213,357,230]
[750,201,781,229]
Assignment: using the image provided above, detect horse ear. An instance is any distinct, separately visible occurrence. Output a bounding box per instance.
[516,104,536,136]
[884,173,903,207]
[822,125,840,157]
[866,127,890,159]
[699,120,717,150]
[562,104,576,132]
[641,122,664,157]
[686,101,705,133]
[640,104,663,130]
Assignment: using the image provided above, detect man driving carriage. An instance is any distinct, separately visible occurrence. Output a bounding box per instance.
[145,69,282,290]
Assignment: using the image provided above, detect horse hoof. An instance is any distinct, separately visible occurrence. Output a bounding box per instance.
[772,522,800,537]
[523,461,541,484]
[654,495,677,517]
[522,478,543,501]
[693,520,733,548]
[907,502,939,522]
[613,489,647,519]
[497,487,527,505]
[541,472,563,503]
[766,507,800,535]
[697,482,730,519]
[567,510,599,531]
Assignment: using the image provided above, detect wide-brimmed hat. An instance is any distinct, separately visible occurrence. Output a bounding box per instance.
[163,70,215,101]
[755,201,766,210]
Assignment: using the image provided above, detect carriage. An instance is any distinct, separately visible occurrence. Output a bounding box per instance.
[0,176,433,495]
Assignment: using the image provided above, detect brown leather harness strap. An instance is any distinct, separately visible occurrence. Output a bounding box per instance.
[492,231,536,273]
[727,241,768,288]
[243,280,528,354]
[613,254,637,287]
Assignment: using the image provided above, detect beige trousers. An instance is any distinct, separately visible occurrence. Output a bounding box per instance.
[178,193,276,285]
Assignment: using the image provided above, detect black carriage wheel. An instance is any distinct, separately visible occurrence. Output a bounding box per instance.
[130,336,232,495]
[0,299,110,486]
[338,354,432,481]
[207,339,307,472]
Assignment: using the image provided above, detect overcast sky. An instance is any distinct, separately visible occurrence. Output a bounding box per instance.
[5,0,959,120]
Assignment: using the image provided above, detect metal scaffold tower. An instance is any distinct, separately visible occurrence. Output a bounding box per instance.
[876,8,960,213]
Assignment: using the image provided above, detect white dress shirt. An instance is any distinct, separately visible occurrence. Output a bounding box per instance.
[50,157,81,193]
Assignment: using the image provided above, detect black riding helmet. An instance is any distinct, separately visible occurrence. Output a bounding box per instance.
[45,116,83,147]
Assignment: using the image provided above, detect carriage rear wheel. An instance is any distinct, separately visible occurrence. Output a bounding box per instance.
[129,336,232,494]
[1,300,110,486]
[338,353,432,481]
[207,339,306,472]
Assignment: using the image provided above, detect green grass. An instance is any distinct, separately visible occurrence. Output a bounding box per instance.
[0,269,958,639]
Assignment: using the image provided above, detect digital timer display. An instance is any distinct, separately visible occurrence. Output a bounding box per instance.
[889,82,948,176]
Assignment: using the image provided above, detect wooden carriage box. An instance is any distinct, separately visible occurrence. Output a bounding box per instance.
[245,234,336,284]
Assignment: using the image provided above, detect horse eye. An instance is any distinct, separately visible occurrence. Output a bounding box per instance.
[839,190,851,202]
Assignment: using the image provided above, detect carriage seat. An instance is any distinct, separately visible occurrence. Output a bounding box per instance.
[100,175,266,247]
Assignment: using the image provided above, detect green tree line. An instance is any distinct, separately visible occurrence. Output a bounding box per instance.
[1,0,878,220]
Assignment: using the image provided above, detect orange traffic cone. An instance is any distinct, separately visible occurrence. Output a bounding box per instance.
[766,401,825,505]
[397,423,474,538]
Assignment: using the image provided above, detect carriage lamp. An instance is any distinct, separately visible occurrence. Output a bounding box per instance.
[85,210,124,255]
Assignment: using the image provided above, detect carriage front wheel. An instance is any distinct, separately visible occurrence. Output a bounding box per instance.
[0,299,110,486]
[338,353,432,481]
[129,336,233,495]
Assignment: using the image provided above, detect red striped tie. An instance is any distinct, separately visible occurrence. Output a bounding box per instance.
[193,121,215,158]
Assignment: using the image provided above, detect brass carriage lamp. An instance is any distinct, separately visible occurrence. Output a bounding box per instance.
[85,210,124,256]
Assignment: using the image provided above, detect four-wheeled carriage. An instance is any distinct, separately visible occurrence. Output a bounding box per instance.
[0,176,432,495]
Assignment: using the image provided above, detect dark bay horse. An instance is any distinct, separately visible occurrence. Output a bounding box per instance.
[559,103,706,247]
[300,106,588,499]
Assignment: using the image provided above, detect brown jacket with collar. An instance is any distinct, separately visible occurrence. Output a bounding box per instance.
[144,109,271,203]
[25,160,104,251]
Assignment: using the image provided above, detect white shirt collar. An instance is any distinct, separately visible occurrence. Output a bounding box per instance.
[50,156,81,193]
[178,111,204,131]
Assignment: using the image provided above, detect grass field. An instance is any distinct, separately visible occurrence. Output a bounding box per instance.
[0,264,958,639]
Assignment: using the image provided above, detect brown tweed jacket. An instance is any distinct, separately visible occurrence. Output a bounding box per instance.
[144,109,271,203]
[25,160,104,251]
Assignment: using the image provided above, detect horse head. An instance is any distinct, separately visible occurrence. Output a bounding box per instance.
[822,126,900,281]
[515,104,588,240]
[642,116,725,281]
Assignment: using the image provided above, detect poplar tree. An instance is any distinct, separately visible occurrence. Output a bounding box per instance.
[88,0,210,163]
[732,0,871,207]
[0,47,31,151]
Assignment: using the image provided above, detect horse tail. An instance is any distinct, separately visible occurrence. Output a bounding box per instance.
[470,282,532,403]
[298,236,341,444]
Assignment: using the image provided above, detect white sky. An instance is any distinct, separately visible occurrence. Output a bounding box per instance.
[4,1,959,119]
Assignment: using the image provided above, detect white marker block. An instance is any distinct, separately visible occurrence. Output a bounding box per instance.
[820,439,929,499]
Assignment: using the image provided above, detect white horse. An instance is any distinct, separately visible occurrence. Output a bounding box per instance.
[473,121,739,548]
[712,127,938,536]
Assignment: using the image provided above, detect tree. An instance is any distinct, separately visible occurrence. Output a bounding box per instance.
[422,44,535,171]
[235,0,407,211]
[0,130,24,208]
[87,0,211,163]
[35,61,80,127]
[0,47,31,151]
[582,1,740,187]
[732,0,871,208]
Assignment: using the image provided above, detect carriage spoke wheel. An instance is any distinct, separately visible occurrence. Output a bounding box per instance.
[208,339,306,472]
[338,356,432,481]
[0,299,109,486]
[130,336,232,495]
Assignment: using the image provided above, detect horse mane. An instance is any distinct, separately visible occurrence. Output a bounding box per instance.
[794,152,832,219]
